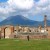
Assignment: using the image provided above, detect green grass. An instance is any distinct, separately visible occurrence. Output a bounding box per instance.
[0,39,50,50]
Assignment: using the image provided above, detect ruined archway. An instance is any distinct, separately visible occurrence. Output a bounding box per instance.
[4,27,11,38]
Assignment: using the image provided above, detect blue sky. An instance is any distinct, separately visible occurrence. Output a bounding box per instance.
[0,0,7,2]
[0,0,50,21]
[0,0,39,2]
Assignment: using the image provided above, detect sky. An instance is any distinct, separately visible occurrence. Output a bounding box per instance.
[0,0,50,22]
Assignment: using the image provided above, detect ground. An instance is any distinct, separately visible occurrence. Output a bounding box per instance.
[0,39,50,50]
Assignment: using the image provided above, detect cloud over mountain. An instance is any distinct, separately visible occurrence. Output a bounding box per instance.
[0,0,50,21]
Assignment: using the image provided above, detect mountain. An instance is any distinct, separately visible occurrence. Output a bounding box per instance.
[0,15,50,27]
[0,15,39,26]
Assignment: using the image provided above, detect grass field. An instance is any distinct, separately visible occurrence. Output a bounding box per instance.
[0,39,50,50]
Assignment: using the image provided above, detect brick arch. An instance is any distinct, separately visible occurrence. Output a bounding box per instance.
[4,27,11,38]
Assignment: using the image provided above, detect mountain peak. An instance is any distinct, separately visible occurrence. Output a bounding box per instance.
[0,15,37,26]
[0,15,50,26]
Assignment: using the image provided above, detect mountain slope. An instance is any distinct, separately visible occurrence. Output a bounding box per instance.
[0,15,39,26]
[0,15,50,27]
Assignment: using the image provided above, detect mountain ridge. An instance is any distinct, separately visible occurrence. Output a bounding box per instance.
[0,15,50,27]
[0,15,39,26]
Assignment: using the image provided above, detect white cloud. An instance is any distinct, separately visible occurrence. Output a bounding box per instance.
[0,0,34,21]
[8,0,34,10]
[0,0,50,21]
[36,0,50,7]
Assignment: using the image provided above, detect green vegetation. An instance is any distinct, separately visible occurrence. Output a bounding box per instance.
[0,39,50,50]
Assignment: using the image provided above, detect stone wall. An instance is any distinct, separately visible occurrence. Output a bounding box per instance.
[15,34,47,39]
[0,26,50,39]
